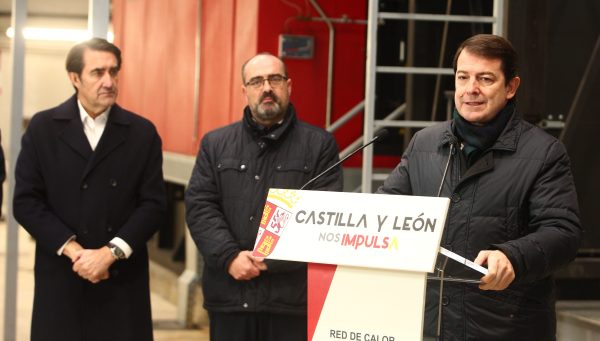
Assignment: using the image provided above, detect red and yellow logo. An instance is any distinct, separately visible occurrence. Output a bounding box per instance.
[253,190,299,257]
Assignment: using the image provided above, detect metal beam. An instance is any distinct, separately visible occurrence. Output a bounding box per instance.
[4,0,26,339]
[309,0,335,128]
[362,0,378,193]
[379,12,496,24]
[88,0,110,39]
[492,0,506,36]
[375,120,439,128]
[377,66,454,75]
[327,100,364,133]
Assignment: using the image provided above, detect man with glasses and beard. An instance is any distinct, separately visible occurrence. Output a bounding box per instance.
[185,52,343,341]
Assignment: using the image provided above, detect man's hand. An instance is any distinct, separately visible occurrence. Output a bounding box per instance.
[253,256,268,271]
[228,251,267,280]
[72,247,115,283]
[62,240,84,262]
[475,250,515,291]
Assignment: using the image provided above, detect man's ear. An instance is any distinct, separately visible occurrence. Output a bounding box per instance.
[68,72,80,89]
[505,76,520,100]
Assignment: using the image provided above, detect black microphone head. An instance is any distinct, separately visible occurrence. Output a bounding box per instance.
[375,129,389,140]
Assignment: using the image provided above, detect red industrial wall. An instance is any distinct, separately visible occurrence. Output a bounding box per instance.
[113,0,198,154]
[112,0,368,164]
[256,1,367,165]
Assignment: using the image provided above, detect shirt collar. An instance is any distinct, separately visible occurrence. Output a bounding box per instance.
[78,100,111,124]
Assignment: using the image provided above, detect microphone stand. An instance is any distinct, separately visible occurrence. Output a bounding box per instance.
[299,130,388,190]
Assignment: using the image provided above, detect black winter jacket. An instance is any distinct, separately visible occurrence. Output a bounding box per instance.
[378,111,581,341]
[185,105,343,315]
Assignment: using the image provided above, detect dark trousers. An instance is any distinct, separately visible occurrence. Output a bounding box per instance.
[209,311,307,341]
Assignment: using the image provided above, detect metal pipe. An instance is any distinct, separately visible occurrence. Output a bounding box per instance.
[431,0,453,121]
[309,0,334,128]
[362,0,378,193]
[88,0,110,39]
[371,173,389,181]
[492,0,506,36]
[379,12,496,24]
[404,0,416,147]
[437,257,449,337]
[327,100,364,133]
[5,1,26,339]
[341,103,406,159]
[375,120,438,128]
[300,16,368,25]
[560,34,600,142]
[377,66,454,75]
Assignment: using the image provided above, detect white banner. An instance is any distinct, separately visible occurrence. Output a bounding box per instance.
[252,189,450,273]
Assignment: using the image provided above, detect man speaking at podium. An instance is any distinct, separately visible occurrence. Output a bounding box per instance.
[377,34,582,340]
[185,53,343,341]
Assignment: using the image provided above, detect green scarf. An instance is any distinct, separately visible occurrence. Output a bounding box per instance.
[453,101,515,166]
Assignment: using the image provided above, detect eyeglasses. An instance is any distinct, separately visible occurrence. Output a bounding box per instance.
[245,74,288,89]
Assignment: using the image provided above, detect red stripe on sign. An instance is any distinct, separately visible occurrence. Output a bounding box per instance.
[307,263,337,341]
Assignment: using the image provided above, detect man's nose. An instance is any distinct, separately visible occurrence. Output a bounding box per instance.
[101,73,115,88]
[466,78,480,93]
[261,79,273,91]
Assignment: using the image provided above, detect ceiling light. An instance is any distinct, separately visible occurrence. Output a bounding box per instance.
[6,27,114,42]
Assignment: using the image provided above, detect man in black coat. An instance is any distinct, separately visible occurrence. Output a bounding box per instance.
[185,53,343,341]
[378,34,582,340]
[13,38,166,341]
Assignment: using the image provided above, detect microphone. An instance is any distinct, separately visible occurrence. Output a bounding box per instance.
[436,136,458,197]
[299,129,389,190]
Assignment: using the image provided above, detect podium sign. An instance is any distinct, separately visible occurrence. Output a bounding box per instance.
[252,189,449,272]
[252,189,451,341]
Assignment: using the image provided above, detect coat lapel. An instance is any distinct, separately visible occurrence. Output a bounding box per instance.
[82,105,130,179]
[56,96,93,160]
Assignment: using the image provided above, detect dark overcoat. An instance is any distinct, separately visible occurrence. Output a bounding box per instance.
[13,95,166,341]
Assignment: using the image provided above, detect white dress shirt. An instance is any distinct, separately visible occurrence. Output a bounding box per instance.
[79,101,109,150]
[56,101,132,258]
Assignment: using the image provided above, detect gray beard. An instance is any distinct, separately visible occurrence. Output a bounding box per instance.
[255,102,284,121]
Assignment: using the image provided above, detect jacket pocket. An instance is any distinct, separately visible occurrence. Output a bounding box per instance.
[216,158,248,172]
[216,158,248,198]
[465,288,555,341]
[274,160,311,173]
[272,160,312,189]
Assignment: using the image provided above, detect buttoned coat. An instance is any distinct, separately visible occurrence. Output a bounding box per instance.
[377,111,582,341]
[13,95,166,341]
[185,105,343,315]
